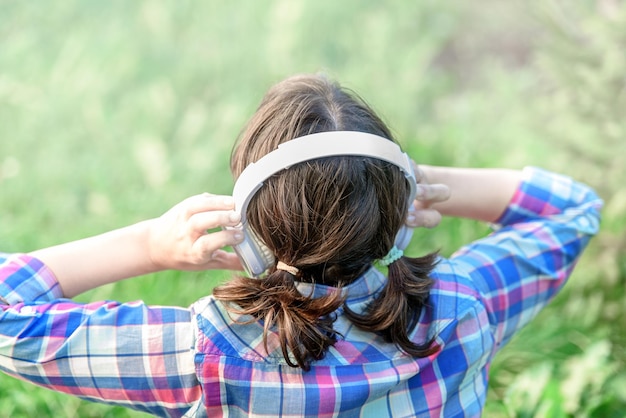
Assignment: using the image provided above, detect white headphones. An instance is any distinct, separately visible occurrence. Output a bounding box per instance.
[229,131,417,277]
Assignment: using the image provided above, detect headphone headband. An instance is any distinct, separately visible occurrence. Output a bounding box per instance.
[233,131,416,223]
[230,130,416,277]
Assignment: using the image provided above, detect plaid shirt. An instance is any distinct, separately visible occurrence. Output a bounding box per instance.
[0,167,602,417]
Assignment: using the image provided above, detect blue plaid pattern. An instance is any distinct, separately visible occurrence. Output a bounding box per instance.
[0,167,602,417]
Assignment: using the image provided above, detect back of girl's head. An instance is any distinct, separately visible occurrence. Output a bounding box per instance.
[216,74,437,370]
[230,74,409,285]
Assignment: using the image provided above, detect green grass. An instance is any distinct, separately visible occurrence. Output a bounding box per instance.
[1,1,625,416]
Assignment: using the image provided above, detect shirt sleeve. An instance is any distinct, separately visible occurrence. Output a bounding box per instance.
[448,167,603,351]
[0,254,63,304]
[0,253,201,418]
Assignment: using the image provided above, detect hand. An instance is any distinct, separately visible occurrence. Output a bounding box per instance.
[147,193,245,271]
[406,162,451,229]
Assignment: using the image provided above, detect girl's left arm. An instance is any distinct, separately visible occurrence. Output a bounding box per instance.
[29,193,244,297]
[0,193,245,416]
[0,256,202,416]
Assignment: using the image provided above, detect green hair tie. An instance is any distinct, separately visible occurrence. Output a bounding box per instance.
[380,246,404,267]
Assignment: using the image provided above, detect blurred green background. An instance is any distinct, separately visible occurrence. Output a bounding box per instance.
[1,1,625,416]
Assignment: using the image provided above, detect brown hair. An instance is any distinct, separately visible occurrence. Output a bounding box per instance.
[213,74,437,370]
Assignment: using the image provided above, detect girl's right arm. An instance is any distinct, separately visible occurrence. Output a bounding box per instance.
[417,165,523,223]
[419,165,603,351]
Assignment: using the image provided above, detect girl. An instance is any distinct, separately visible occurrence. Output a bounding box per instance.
[0,74,602,417]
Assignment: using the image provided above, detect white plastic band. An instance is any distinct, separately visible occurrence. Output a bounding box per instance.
[232,131,416,223]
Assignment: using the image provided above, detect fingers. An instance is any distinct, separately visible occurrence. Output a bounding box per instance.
[415,183,450,204]
[175,193,240,234]
[179,193,236,219]
[410,160,449,203]
[405,183,449,229]
[410,160,422,182]
[188,210,241,234]
[406,208,442,229]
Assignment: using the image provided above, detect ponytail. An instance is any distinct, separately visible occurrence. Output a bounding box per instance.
[212,270,344,370]
[214,251,438,370]
[344,252,439,357]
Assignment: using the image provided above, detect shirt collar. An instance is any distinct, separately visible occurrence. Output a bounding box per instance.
[295,267,387,303]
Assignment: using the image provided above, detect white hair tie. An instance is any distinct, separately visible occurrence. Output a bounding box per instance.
[276,261,300,276]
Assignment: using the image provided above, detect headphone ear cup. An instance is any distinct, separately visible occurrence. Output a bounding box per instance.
[394,226,414,251]
[252,232,274,273]
[395,158,417,252]
[231,223,275,277]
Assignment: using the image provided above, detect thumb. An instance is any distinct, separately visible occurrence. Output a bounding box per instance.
[184,230,243,269]
[209,250,244,271]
